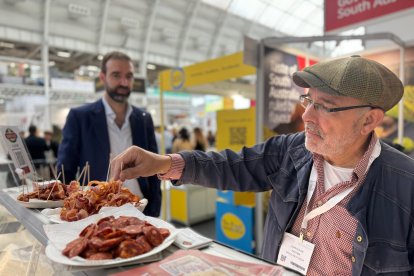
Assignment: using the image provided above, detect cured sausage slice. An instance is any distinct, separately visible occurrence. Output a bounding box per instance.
[87,252,113,260]
[143,226,163,246]
[116,239,145,258]
[62,237,88,258]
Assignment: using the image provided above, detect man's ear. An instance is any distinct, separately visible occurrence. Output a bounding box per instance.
[361,109,385,135]
[99,72,105,83]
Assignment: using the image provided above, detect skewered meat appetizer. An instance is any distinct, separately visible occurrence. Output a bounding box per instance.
[60,180,141,222]
[17,180,71,202]
[62,215,170,260]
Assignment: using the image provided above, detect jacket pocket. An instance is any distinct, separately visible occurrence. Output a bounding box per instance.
[363,245,412,274]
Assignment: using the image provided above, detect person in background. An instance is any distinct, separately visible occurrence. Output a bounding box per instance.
[25,125,47,169]
[44,130,59,159]
[110,56,414,274]
[154,125,173,154]
[44,130,60,177]
[57,51,161,217]
[193,127,207,151]
[171,128,178,143]
[206,130,216,147]
[171,127,192,153]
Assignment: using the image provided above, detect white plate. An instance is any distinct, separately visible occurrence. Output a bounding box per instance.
[19,198,64,209]
[4,186,65,209]
[45,235,175,267]
[43,204,177,267]
[41,198,148,224]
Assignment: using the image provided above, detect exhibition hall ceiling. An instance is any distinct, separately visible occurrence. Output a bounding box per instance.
[0,0,413,82]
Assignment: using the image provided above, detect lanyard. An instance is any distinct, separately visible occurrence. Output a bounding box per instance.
[300,170,355,240]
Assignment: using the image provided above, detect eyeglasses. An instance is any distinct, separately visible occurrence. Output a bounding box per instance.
[299,95,374,113]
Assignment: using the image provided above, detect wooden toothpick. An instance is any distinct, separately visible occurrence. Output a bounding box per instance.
[61,164,65,184]
[46,172,61,201]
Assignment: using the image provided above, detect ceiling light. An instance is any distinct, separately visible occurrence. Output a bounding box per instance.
[0,42,15,48]
[97,54,103,61]
[87,65,100,71]
[146,64,156,70]
[57,51,71,58]
[49,61,55,66]
[162,28,179,40]
[121,17,139,29]
[68,3,91,18]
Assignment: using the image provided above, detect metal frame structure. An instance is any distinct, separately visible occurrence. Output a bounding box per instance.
[254,32,406,255]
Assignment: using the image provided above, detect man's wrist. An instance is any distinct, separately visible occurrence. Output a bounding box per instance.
[157,154,185,180]
[159,154,173,174]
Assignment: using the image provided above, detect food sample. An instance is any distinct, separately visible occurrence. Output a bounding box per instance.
[17,180,69,202]
[62,215,170,260]
[60,180,141,222]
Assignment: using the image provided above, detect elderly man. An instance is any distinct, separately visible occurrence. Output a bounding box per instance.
[110,55,412,275]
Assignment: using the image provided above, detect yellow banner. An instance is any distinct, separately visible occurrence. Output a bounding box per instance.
[216,107,256,152]
[159,52,256,91]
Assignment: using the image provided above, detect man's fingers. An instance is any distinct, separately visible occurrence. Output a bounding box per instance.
[110,146,139,180]
[120,166,146,180]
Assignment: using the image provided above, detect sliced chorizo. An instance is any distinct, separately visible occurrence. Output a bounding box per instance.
[158,228,170,239]
[87,252,113,260]
[97,216,114,225]
[135,235,153,254]
[62,237,88,258]
[143,226,163,247]
[116,239,146,258]
[79,223,97,238]
[120,225,144,236]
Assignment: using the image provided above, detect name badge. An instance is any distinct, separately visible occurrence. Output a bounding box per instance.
[276,232,315,275]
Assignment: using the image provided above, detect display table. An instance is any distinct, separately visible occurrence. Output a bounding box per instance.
[0,188,298,275]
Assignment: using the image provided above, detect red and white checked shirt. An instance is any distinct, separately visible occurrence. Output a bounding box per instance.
[290,134,379,275]
[159,135,380,275]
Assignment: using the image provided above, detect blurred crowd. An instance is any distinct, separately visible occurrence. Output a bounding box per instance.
[155,126,215,154]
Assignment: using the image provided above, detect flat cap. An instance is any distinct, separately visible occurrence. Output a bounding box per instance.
[292,55,403,111]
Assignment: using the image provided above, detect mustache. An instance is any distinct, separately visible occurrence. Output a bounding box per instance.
[305,123,323,138]
[116,86,130,92]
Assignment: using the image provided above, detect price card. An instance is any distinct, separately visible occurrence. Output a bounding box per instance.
[0,126,35,179]
[174,228,213,250]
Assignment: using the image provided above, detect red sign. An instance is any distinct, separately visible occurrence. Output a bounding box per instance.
[325,0,414,32]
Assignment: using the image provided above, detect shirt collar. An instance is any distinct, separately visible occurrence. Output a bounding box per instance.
[101,97,133,121]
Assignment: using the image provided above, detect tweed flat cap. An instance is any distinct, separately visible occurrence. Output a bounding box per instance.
[292,55,403,111]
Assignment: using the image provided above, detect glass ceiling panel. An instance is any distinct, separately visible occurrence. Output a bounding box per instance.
[229,0,267,21]
[202,0,370,58]
[203,0,324,37]
[294,2,316,20]
[258,6,284,28]
[202,0,232,10]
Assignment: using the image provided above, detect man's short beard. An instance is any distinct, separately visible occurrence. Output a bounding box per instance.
[107,86,131,103]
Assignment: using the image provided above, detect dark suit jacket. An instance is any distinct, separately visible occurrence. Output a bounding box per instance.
[57,99,161,217]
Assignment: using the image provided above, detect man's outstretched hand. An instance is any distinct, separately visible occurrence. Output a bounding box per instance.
[110,146,172,181]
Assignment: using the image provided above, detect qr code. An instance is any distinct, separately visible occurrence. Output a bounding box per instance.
[230,127,246,145]
[14,150,26,167]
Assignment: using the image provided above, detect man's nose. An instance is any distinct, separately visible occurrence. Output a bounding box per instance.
[301,103,316,121]
[120,77,129,86]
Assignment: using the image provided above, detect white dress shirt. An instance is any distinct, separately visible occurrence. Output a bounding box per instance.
[102,98,143,198]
